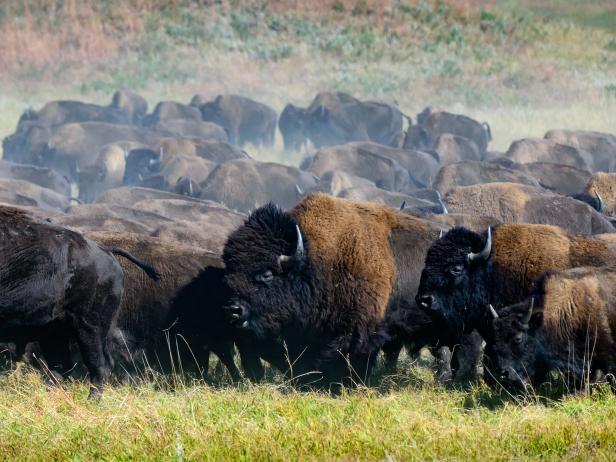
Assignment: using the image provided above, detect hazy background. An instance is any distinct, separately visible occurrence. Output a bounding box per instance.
[0,0,614,164]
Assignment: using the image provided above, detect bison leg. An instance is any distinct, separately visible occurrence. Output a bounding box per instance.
[235,337,265,382]
[435,346,453,383]
[210,341,241,382]
[73,323,112,399]
[381,339,403,371]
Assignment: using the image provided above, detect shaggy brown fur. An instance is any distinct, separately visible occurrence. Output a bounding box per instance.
[292,194,400,321]
[444,182,614,235]
[491,224,615,304]
[540,267,616,344]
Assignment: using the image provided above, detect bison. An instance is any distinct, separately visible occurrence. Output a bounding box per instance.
[198,94,277,147]
[222,193,481,388]
[86,232,242,380]
[0,206,158,397]
[486,265,616,392]
[415,223,615,343]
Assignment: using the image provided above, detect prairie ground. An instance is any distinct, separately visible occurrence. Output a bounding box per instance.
[1,1,616,459]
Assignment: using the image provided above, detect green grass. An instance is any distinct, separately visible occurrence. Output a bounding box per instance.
[1,363,616,461]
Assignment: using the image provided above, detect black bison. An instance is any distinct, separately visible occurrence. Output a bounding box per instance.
[486,265,616,392]
[415,223,615,343]
[0,206,158,396]
[198,94,277,147]
[222,193,482,388]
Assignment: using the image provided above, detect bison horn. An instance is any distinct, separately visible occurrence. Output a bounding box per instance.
[439,229,444,239]
[467,227,492,263]
[278,225,305,269]
[400,201,406,211]
[521,298,534,327]
[436,191,448,215]
[595,191,605,213]
[489,304,499,320]
[295,184,305,197]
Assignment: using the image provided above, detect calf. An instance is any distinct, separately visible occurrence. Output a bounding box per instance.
[486,266,616,392]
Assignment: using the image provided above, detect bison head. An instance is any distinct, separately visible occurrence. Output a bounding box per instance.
[415,226,492,334]
[484,298,546,392]
[222,203,319,339]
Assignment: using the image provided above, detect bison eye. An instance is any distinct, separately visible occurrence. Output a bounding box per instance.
[513,333,525,344]
[449,265,464,277]
[255,270,274,284]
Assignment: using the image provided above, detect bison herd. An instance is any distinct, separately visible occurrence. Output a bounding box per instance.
[1,89,615,397]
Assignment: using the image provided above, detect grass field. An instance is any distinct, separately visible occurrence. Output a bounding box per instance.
[1,1,616,459]
[1,362,616,461]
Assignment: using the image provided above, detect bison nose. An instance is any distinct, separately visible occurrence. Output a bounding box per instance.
[225,301,248,325]
[417,295,435,310]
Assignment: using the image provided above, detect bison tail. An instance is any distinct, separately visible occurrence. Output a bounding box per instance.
[101,246,160,281]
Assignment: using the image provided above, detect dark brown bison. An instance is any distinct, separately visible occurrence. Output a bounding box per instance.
[199,94,277,147]
[415,223,615,344]
[86,232,242,380]
[222,194,480,388]
[0,206,157,397]
[486,265,616,392]
[511,161,591,196]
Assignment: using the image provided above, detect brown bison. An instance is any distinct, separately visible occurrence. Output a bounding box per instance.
[504,138,593,171]
[431,160,540,193]
[87,232,242,380]
[111,90,148,125]
[416,223,616,343]
[222,194,480,388]
[442,182,614,235]
[486,265,616,392]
